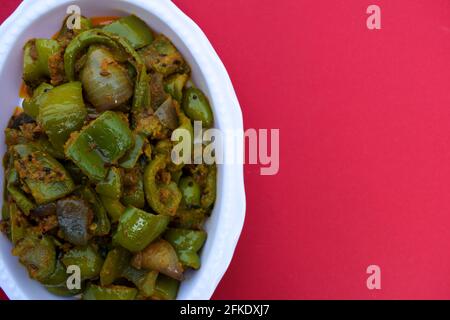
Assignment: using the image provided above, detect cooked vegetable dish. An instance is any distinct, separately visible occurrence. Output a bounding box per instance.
[0,14,216,300]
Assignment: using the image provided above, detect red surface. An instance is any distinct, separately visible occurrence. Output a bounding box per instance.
[2,0,450,300]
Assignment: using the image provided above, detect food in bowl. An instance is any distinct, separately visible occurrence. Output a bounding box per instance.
[0,13,216,300]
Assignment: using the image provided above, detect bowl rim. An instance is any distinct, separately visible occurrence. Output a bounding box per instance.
[0,0,246,300]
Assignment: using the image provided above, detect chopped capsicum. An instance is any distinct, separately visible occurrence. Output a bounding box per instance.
[23,39,61,86]
[96,167,122,199]
[122,265,158,297]
[119,133,145,169]
[121,166,146,209]
[80,186,110,236]
[12,232,56,282]
[62,245,104,280]
[139,35,187,76]
[22,82,53,119]
[100,195,126,223]
[143,154,182,216]
[12,144,75,204]
[113,206,170,252]
[65,111,133,181]
[37,82,87,153]
[164,73,189,103]
[100,247,131,286]
[164,228,207,269]
[83,284,137,300]
[151,274,179,300]
[9,202,28,244]
[103,15,154,49]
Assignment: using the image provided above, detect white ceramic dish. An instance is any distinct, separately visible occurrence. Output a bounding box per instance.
[0,0,245,300]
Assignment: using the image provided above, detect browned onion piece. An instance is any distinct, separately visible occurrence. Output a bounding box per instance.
[80,46,133,111]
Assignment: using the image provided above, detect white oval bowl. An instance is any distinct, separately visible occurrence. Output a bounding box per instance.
[0,0,246,300]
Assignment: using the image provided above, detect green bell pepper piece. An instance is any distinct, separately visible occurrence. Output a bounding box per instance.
[22,82,53,119]
[12,233,56,282]
[41,260,68,286]
[23,39,60,86]
[62,245,104,280]
[96,167,122,199]
[7,186,36,215]
[2,203,10,220]
[80,186,110,236]
[164,73,188,103]
[37,82,87,153]
[119,133,145,169]
[182,87,214,128]
[65,111,133,181]
[57,15,93,43]
[152,274,179,300]
[103,15,154,49]
[30,138,66,160]
[164,228,207,269]
[172,208,207,230]
[144,154,182,216]
[46,285,83,297]
[201,165,217,209]
[100,247,131,286]
[12,144,75,204]
[113,206,170,252]
[121,167,146,209]
[178,176,201,207]
[9,202,28,244]
[122,265,158,297]
[100,195,126,223]
[139,35,187,76]
[83,284,137,300]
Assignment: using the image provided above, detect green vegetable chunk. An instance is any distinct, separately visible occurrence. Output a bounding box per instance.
[103,15,154,49]
[12,144,75,204]
[9,203,28,244]
[22,83,53,119]
[12,233,56,282]
[182,88,214,128]
[119,133,145,169]
[96,167,122,199]
[122,265,158,297]
[62,245,104,280]
[144,154,182,216]
[46,285,83,297]
[23,39,60,86]
[113,206,170,252]
[164,73,189,103]
[41,260,68,286]
[83,284,137,300]
[100,195,126,223]
[178,176,201,207]
[37,82,87,153]
[152,274,179,300]
[139,35,187,76]
[80,186,110,236]
[100,247,131,286]
[164,228,207,269]
[65,111,133,181]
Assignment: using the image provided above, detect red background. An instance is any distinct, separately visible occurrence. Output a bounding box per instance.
[2,0,450,300]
